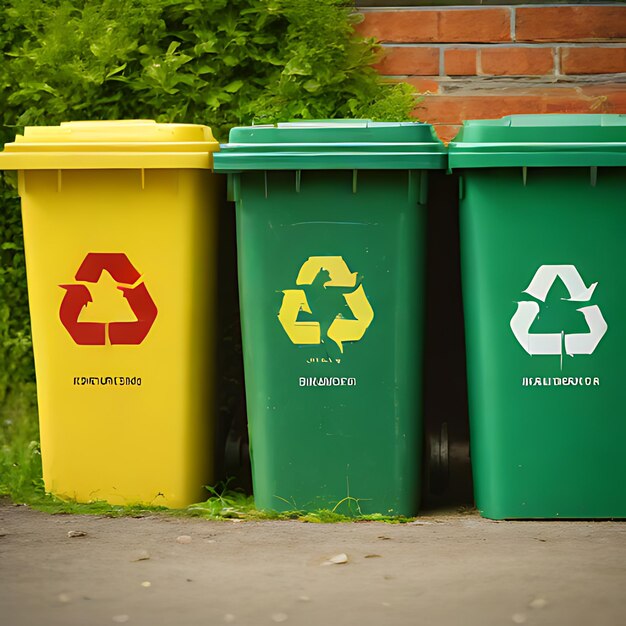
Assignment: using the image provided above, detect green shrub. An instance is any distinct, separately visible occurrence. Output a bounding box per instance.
[0,176,33,402]
[3,0,416,136]
[1,2,33,399]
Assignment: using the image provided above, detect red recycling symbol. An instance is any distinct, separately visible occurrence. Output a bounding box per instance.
[59,253,158,345]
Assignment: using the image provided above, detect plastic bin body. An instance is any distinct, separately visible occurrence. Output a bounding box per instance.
[1,121,220,508]
[450,114,626,519]
[214,121,446,516]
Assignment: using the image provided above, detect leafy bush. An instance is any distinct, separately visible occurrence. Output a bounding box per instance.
[0,176,32,402]
[1,3,33,399]
[2,0,415,136]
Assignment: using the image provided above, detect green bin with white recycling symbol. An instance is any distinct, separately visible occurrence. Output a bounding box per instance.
[449,114,626,519]
[213,120,446,516]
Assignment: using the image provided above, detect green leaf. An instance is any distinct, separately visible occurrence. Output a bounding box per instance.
[303,79,321,93]
[224,79,244,94]
[105,64,127,79]
[251,35,277,45]
[221,55,239,67]
[166,41,181,55]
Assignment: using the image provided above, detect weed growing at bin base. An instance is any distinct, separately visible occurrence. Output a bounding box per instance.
[187,487,413,524]
[0,404,411,524]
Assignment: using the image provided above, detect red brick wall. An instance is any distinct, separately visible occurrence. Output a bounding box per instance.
[357,4,626,142]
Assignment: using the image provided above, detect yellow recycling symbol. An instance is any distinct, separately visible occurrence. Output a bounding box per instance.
[278,256,374,353]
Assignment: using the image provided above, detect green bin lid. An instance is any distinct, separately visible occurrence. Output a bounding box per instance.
[212,120,447,171]
[448,114,626,169]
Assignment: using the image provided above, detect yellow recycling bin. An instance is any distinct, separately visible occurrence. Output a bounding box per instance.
[0,121,221,507]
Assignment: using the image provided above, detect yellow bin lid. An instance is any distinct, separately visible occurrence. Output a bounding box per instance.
[0,120,219,170]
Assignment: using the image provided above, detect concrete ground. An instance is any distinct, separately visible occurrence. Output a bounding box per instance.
[1,500,625,626]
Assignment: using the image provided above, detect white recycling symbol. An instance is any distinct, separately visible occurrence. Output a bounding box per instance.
[510,265,608,356]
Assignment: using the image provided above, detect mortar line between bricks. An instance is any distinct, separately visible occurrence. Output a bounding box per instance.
[383,75,626,84]
[439,47,445,76]
[554,46,561,77]
[379,43,626,49]
[357,4,626,12]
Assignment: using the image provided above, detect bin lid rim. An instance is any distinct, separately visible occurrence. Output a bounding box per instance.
[225,120,445,147]
[238,119,428,129]
[449,114,626,167]
[450,114,626,148]
[451,141,626,148]
[4,141,218,153]
[0,151,214,170]
[5,120,218,148]
[215,122,447,170]
[460,113,626,129]
[213,151,447,171]
[448,151,626,169]
[221,141,446,147]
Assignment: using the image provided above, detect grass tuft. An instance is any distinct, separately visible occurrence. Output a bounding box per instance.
[0,384,43,504]
[1,388,414,524]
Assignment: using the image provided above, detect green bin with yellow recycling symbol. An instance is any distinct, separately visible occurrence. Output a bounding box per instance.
[214,121,446,515]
